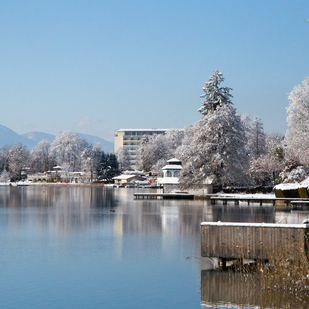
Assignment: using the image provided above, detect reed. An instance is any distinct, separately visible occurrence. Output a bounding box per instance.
[233,240,309,307]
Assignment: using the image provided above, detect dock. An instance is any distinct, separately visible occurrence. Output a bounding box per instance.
[201,221,309,267]
[134,193,194,200]
[211,196,309,209]
[211,196,277,205]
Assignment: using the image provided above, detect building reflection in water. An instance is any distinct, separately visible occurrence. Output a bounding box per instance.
[3,186,309,308]
[1,186,308,262]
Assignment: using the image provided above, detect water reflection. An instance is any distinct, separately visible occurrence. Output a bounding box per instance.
[1,186,309,308]
[0,187,302,239]
[212,205,275,223]
[201,270,309,309]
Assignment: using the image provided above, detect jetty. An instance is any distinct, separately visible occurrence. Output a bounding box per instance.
[210,196,309,209]
[134,193,194,200]
[201,221,309,268]
[211,196,277,205]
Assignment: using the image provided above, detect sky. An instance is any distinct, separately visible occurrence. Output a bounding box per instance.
[0,0,309,142]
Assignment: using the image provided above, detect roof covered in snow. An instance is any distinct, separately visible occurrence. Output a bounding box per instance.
[112,175,137,180]
[273,183,299,190]
[162,165,182,170]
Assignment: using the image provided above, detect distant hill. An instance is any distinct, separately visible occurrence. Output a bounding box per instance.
[0,125,37,149]
[21,131,114,153]
[22,132,55,144]
[0,125,114,152]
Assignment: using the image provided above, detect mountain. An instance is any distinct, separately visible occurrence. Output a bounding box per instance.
[0,125,37,149]
[22,132,55,144]
[0,125,114,152]
[21,131,114,153]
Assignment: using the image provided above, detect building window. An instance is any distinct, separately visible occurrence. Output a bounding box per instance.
[166,171,172,177]
[174,171,180,177]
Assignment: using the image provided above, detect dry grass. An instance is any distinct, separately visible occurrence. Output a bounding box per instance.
[232,241,309,308]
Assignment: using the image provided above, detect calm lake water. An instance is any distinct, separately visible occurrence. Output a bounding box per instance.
[0,186,307,309]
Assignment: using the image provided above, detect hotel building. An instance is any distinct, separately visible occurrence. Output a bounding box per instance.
[114,129,167,169]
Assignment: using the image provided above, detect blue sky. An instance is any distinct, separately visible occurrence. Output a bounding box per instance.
[0,0,309,142]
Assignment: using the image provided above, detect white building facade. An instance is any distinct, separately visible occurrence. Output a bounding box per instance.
[114,129,167,169]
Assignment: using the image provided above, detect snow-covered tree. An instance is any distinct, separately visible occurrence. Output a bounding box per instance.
[249,153,282,186]
[0,145,10,173]
[136,129,183,172]
[115,147,131,171]
[29,139,55,173]
[241,113,251,130]
[135,135,159,172]
[8,143,29,181]
[164,129,184,154]
[0,170,10,182]
[279,159,307,183]
[285,77,309,165]
[81,144,102,181]
[151,158,166,177]
[248,132,284,185]
[50,131,87,172]
[266,132,284,160]
[247,116,266,158]
[179,71,249,188]
[198,69,233,115]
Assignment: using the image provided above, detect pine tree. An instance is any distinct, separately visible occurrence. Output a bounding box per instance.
[97,153,120,181]
[180,70,249,188]
[198,69,233,115]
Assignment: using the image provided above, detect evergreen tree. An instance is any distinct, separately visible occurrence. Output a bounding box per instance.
[180,70,249,188]
[97,152,120,181]
[198,69,233,115]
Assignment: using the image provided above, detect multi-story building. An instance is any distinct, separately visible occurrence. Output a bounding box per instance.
[114,129,167,169]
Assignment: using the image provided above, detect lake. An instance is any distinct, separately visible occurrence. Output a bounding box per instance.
[0,186,307,309]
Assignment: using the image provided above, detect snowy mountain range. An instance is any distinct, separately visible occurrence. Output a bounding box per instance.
[0,125,114,153]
